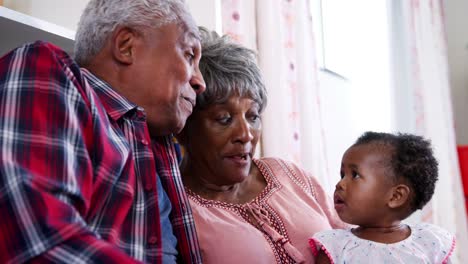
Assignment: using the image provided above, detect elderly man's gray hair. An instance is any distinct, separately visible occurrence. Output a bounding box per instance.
[197,27,267,113]
[74,0,196,65]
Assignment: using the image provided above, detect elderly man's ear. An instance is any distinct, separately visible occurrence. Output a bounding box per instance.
[112,27,137,65]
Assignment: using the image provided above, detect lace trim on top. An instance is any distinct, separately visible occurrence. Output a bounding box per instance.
[186,158,305,263]
[186,159,278,208]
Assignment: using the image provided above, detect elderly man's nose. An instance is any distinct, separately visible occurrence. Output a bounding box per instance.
[190,68,206,94]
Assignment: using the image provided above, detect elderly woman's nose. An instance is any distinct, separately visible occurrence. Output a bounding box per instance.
[233,118,254,143]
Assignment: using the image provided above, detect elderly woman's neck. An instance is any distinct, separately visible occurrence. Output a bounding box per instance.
[188,179,244,202]
[180,158,265,204]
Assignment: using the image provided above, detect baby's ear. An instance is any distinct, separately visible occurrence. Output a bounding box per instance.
[388,184,411,209]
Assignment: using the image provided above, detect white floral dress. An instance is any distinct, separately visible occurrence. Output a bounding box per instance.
[310,223,455,264]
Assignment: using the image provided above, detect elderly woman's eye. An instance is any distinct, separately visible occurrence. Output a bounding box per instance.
[216,116,231,125]
[250,115,260,122]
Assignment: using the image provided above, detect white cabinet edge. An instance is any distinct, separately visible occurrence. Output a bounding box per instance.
[0,6,76,57]
[0,6,75,40]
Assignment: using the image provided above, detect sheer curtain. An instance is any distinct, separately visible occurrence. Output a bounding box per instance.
[391,0,468,262]
[221,0,332,189]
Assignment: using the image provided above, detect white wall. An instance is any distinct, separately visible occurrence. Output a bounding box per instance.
[3,0,88,31]
[318,73,354,189]
[186,0,220,33]
[445,0,468,146]
[3,0,218,33]
[316,1,393,192]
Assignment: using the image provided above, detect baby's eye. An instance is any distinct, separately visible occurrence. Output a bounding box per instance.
[339,171,345,179]
[352,171,360,179]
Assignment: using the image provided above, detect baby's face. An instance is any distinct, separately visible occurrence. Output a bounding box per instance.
[334,144,396,226]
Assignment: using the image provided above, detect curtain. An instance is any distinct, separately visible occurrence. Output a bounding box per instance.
[220,0,256,50]
[391,0,468,262]
[221,0,332,190]
[221,1,468,261]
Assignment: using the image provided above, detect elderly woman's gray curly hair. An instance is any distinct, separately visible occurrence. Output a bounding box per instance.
[196,27,267,113]
[74,0,197,66]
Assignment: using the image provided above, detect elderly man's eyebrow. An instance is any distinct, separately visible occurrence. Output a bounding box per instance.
[178,18,201,41]
[177,27,201,45]
[188,30,201,41]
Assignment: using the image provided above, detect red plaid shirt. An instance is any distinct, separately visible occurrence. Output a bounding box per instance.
[0,42,202,264]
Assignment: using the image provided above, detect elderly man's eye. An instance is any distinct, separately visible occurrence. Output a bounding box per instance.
[185,51,195,63]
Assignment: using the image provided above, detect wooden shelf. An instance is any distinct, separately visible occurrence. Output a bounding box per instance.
[0,6,75,57]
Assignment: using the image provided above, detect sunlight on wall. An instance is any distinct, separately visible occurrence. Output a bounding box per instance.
[312,0,393,190]
[187,0,222,34]
[348,0,392,134]
[321,0,392,133]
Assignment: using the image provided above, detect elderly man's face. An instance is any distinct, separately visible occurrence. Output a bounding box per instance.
[131,22,206,136]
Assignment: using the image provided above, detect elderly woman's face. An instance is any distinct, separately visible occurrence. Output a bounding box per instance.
[182,95,261,185]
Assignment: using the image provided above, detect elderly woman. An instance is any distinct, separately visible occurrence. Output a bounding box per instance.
[177,28,344,263]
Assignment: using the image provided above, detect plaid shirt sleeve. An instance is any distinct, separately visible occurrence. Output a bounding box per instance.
[0,42,140,263]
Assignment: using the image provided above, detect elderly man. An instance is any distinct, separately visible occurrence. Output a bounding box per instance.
[0,0,205,263]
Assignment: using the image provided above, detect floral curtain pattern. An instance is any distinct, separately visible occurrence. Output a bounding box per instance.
[221,0,332,189]
[221,0,257,50]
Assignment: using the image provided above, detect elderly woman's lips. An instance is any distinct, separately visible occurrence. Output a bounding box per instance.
[224,154,250,166]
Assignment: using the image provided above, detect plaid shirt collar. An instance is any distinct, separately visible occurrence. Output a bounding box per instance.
[81,68,138,121]
[81,67,202,263]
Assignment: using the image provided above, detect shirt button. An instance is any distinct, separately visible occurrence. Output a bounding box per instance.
[148,236,158,245]
[144,183,153,192]
[141,139,149,145]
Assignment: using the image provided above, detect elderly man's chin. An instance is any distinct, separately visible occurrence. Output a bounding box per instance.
[176,100,193,126]
[172,111,192,134]
[148,102,193,136]
[147,116,188,137]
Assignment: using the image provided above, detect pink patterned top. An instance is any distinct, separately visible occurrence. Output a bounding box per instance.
[186,157,345,263]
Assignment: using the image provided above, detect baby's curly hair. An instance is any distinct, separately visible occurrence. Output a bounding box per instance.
[354,131,438,212]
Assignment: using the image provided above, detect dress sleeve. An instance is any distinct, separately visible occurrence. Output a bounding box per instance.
[309,230,347,264]
[0,42,139,263]
[420,223,456,264]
